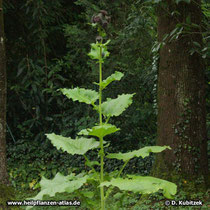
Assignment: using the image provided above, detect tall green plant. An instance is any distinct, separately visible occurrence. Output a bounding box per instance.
[27,11,177,210]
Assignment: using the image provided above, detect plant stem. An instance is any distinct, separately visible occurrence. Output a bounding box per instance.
[105,116,110,124]
[104,159,130,200]
[117,159,130,178]
[83,155,98,176]
[99,42,105,210]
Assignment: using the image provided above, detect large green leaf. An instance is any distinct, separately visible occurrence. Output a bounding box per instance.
[78,124,120,138]
[101,94,135,117]
[26,173,88,209]
[94,71,124,89]
[88,41,110,60]
[46,133,99,155]
[60,87,99,104]
[101,175,177,199]
[106,146,171,161]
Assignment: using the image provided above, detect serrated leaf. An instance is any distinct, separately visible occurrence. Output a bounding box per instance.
[101,94,135,117]
[101,175,177,199]
[26,173,88,210]
[94,71,124,89]
[46,133,99,155]
[60,87,99,104]
[106,146,171,161]
[78,124,120,138]
[88,42,110,60]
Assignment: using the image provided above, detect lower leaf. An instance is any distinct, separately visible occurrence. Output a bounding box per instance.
[26,172,88,210]
[101,175,177,199]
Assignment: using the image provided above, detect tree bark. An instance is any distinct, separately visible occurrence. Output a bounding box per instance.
[0,2,16,208]
[0,0,9,185]
[152,0,209,189]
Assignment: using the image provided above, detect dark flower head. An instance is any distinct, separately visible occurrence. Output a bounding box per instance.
[91,10,110,29]
[91,15,101,24]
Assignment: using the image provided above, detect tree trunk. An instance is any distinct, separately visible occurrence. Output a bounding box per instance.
[0,0,9,186]
[0,2,17,208]
[152,0,209,190]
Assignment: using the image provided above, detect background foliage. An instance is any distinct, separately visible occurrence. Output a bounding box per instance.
[3,0,209,191]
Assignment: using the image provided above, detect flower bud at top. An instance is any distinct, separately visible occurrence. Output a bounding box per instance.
[96,36,103,42]
[101,20,108,28]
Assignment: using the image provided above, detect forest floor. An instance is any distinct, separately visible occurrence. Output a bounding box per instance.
[14,187,210,210]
